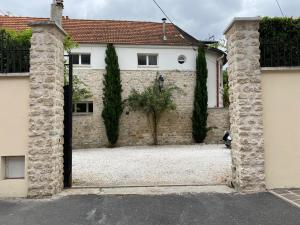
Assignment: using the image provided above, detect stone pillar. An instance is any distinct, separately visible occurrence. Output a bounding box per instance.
[224,17,265,192]
[28,22,65,197]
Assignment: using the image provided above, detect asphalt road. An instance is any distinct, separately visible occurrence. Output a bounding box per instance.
[0,192,299,225]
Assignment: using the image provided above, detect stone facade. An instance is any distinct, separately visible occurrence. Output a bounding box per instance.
[224,18,265,192]
[73,69,229,148]
[27,22,65,197]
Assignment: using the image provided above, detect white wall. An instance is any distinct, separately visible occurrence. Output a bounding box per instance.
[70,44,220,107]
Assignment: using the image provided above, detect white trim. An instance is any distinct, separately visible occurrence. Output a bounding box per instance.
[224,17,261,34]
[261,67,300,71]
[0,73,30,77]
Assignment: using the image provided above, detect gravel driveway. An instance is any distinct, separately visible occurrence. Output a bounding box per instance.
[72,145,232,187]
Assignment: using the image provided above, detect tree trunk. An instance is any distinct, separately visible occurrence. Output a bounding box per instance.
[153,111,158,145]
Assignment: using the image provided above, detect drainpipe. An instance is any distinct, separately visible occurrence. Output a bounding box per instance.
[50,0,64,27]
[216,55,224,108]
[162,18,167,41]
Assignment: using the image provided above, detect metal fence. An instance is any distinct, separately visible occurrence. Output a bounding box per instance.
[260,40,300,67]
[0,30,30,73]
[0,48,30,73]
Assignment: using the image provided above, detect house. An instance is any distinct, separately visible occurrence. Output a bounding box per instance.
[0,16,227,148]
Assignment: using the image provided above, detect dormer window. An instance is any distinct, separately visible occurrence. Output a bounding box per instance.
[138,54,158,67]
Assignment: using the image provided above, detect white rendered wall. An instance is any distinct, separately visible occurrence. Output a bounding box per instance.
[70,44,220,107]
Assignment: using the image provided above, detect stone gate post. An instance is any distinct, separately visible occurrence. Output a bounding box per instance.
[224,17,265,192]
[27,22,65,197]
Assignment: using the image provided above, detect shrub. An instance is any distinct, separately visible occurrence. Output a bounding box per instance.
[102,44,123,146]
[259,17,300,67]
[223,70,230,108]
[192,46,208,143]
[126,77,181,145]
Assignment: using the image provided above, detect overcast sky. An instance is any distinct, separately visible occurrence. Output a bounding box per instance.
[0,0,299,40]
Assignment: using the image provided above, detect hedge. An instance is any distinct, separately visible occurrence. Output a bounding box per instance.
[259,17,300,67]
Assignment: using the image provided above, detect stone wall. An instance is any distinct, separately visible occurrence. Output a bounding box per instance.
[27,22,65,197]
[206,108,230,144]
[73,69,229,148]
[224,18,265,192]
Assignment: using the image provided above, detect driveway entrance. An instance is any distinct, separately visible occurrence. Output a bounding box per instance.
[72,145,231,187]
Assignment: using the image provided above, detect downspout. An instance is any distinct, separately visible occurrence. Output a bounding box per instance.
[216,55,224,108]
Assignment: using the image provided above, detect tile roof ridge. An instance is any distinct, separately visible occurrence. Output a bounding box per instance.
[0,15,173,25]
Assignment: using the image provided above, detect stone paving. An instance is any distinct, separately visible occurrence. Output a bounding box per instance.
[271,189,300,208]
[72,145,232,187]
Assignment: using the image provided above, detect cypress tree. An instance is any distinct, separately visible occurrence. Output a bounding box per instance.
[192,46,208,143]
[102,43,123,146]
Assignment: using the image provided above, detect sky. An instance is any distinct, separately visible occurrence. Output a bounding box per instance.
[0,0,299,40]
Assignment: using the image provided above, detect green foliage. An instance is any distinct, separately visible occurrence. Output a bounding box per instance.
[102,44,123,146]
[72,75,93,102]
[259,17,300,67]
[62,35,92,102]
[64,35,79,53]
[0,29,31,72]
[223,70,230,108]
[4,28,32,46]
[192,46,208,143]
[126,78,181,145]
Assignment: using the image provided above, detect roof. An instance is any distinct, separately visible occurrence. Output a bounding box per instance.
[0,16,226,62]
[0,16,201,46]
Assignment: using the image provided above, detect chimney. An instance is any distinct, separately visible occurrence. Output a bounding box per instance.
[50,0,64,27]
[162,18,167,41]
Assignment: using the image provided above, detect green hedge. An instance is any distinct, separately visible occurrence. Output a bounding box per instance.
[0,29,31,73]
[259,17,300,67]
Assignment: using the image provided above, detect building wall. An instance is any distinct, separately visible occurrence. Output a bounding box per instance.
[71,44,221,108]
[0,75,29,197]
[262,68,300,189]
[73,69,229,149]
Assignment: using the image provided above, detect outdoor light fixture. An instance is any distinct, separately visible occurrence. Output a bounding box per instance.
[158,74,164,92]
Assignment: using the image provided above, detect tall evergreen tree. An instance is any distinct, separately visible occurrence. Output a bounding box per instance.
[192,46,208,143]
[102,43,123,146]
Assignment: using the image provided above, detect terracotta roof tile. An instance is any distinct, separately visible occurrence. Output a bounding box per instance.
[0,16,200,46]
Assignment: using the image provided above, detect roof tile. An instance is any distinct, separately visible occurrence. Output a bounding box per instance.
[0,16,200,46]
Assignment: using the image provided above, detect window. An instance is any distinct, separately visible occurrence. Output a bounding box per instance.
[138,54,158,66]
[72,54,80,64]
[81,54,91,65]
[148,55,158,65]
[138,55,147,65]
[71,53,91,65]
[72,102,93,114]
[4,156,25,179]
[178,55,186,64]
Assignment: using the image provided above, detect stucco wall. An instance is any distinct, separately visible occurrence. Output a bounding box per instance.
[73,69,229,149]
[70,44,221,108]
[0,75,30,197]
[262,68,300,189]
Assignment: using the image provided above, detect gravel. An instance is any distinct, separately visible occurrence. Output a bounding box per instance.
[72,144,232,187]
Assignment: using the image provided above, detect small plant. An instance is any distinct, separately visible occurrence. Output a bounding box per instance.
[64,34,79,53]
[72,75,92,102]
[102,44,123,146]
[126,77,182,145]
[192,46,208,143]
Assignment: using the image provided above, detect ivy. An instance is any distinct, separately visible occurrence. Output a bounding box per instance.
[259,17,300,67]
